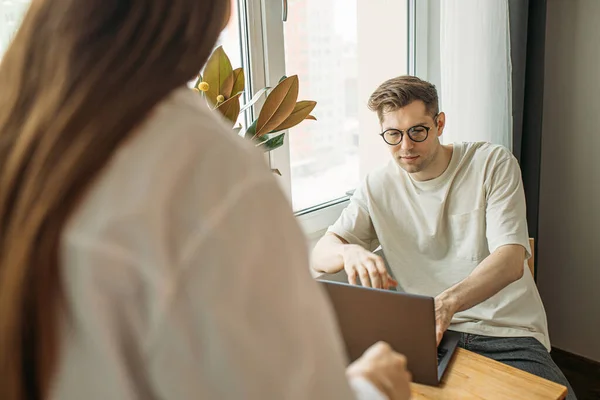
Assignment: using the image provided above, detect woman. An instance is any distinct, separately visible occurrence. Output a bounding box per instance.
[0,1,411,399]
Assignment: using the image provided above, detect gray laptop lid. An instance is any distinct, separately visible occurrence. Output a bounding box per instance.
[319,280,441,385]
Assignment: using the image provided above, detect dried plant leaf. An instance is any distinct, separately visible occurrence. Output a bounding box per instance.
[203,46,233,105]
[215,93,242,125]
[231,68,245,96]
[271,168,282,176]
[255,76,299,138]
[272,101,317,132]
[221,73,235,99]
[305,115,317,121]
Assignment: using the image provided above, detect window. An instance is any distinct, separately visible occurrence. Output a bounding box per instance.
[282,0,360,212]
[216,0,244,75]
[0,0,30,58]
[1,0,420,236]
[192,0,252,131]
[261,0,413,222]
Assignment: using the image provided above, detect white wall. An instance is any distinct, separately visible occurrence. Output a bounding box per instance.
[538,0,600,362]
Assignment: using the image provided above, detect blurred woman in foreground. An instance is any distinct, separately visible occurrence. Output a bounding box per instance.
[0,1,411,399]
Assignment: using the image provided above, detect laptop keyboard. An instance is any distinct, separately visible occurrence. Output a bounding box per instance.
[437,348,448,363]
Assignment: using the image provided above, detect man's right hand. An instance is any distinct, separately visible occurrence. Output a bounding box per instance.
[342,244,398,289]
[346,341,412,400]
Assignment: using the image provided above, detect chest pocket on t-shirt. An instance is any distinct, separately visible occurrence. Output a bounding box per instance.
[448,208,488,262]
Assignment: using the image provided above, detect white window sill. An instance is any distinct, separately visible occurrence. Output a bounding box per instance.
[295,198,349,240]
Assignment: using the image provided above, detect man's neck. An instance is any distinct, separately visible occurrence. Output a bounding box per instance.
[411,144,454,182]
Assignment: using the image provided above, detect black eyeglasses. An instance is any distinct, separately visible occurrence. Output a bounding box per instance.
[379,115,439,146]
[379,125,431,145]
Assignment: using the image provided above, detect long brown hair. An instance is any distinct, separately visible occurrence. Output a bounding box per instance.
[0,1,229,398]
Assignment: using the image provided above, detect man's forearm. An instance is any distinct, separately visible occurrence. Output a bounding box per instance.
[310,233,348,274]
[439,244,526,314]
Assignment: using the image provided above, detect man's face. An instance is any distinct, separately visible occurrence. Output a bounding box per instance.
[380,101,445,174]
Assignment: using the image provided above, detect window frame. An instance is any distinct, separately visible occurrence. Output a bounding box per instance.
[243,0,428,236]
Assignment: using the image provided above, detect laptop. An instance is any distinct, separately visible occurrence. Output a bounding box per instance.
[318,280,460,386]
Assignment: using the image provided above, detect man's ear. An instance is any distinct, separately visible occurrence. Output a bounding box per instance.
[436,112,446,137]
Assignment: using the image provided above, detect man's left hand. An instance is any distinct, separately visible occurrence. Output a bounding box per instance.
[434,293,459,346]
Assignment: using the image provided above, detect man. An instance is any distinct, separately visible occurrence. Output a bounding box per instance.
[312,76,576,398]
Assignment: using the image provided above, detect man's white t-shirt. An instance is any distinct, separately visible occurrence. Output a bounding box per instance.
[329,142,551,350]
[51,88,385,399]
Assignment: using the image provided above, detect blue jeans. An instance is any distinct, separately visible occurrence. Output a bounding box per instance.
[458,333,577,400]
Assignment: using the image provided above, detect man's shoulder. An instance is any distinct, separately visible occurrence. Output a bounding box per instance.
[460,142,515,166]
[349,161,404,207]
[363,160,404,189]
[456,143,522,191]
